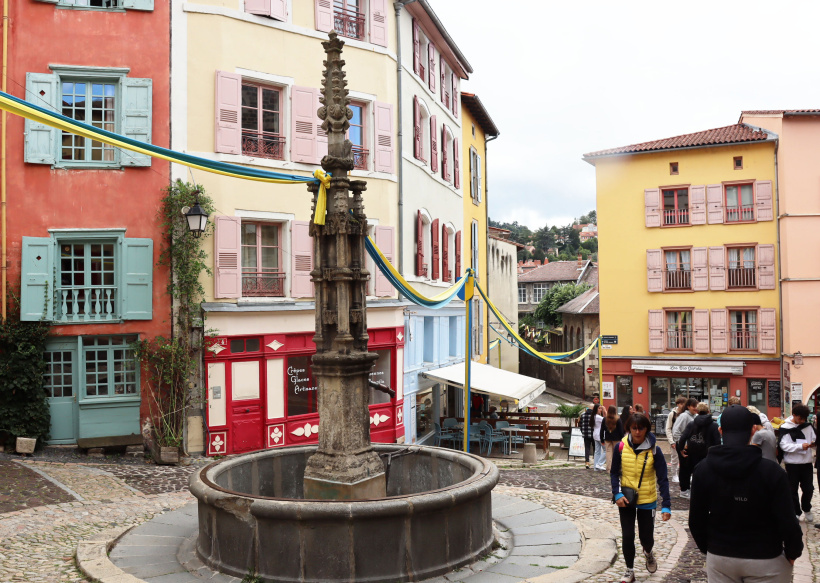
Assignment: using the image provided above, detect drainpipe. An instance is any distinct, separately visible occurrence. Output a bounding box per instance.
[484,133,497,358]
[1,0,8,319]
[394,0,416,275]
[774,138,785,412]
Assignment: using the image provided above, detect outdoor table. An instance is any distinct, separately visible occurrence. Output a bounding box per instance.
[505,428,548,454]
[499,427,521,454]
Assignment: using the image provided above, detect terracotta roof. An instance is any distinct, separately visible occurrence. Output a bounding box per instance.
[556,287,599,315]
[583,124,773,161]
[518,261,597,284]
[741,109,820,116]
[461,93,500,137]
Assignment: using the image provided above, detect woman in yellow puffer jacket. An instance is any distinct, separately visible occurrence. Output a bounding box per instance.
[610,413,672,583]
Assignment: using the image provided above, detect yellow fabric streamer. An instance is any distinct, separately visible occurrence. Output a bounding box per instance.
[313,170,331,225]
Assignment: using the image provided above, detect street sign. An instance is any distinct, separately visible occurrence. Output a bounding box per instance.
[601,345,613,350]
[586,367,593,374]
[601,335,618,344]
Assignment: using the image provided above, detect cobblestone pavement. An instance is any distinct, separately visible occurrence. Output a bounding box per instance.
[0,460,75,513]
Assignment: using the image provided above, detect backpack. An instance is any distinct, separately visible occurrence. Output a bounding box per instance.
[686,426,708,458]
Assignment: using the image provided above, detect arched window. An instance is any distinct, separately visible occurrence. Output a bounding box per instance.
[577,328,582,352]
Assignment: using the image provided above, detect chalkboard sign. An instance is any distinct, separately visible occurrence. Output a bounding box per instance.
[768,380,781,410]
[568,427,585,458]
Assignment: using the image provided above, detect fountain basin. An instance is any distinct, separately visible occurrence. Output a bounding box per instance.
[190,444,498,582]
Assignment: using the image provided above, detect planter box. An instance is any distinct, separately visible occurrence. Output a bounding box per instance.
[16,437,36,455]
[154,446,180,465]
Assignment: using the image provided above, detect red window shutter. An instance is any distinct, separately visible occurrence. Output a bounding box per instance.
[453,137,460,189]
[291,86,318,163]
[646,249,662,292]
[692,247,708,291]
[756,180,773,221]
[314,89,327,161]
[214,216,241,298]
[442,224,449,282]
[708,246,726,290]
[760,308,776,353]
[369,0,388,47]
[431,218,440,280]
[757,244,776,290]
[648,310,663,353]
[412,19,420,75]
[455,230,462,279]
[373,101,394,174]
[710,309,728,353]
[693,309,710,353]
[214,71,242,155]
[429,115,438,172]
[315,0,332,32]
[413,96,421,160]
[416,210,424,277]
[374,225,394,296]
[428,45,436,92]
[644,188,660,228]
[707,184,724,224]
[689,185,706,225]
[291,221,314,298]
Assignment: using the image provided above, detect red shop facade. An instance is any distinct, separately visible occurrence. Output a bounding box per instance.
[204,326,405,456]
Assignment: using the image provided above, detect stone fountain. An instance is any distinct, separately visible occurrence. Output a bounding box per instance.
[190,32,498,582]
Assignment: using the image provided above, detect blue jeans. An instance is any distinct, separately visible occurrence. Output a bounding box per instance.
[593,439,606,469]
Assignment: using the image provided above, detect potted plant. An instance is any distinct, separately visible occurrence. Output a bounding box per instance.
[555,403,587,449]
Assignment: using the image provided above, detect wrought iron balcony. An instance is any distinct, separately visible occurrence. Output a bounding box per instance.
[726,205,755,222]
[664,269,692,290]
[666,327,693,350]
[242,272,286,297]
[55,286,118,322]
[730,325,758,350]
[334,7,365,41]
[663,208,689,225]
[242,130,285,160]
[727,267,756,288]
[352,145,368,170]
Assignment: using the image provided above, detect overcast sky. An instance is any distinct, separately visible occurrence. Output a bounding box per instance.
[429,0,820,230]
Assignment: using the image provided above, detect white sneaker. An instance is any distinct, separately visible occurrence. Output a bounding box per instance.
[621,568,635,583]
[679,490,691,499]
[804,511,814,522]
[672,474,680,483]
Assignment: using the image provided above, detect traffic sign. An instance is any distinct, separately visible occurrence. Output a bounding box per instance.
[601,335,618,345]
[586,367,593,374]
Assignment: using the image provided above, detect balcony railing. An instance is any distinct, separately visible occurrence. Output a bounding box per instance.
[727,267,756,288]
[444,269,452,283]
[55,286,118,323]
[334,7,365,40]
[242,130,285,160]
[663,208,689,225]
[726,205,755,222]
[422,264,428,278]
[666,326,693,350]
[352,145,369,170]
[664,269,691,290]
[242,272,285,297]
[730,325,758,350]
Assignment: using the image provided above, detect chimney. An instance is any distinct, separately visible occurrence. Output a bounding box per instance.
[577,254,583,267]
[518,260,523,266]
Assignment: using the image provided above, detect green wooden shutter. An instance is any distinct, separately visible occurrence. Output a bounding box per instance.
[120,77,152,167]
[121,0,154,10]
[122,238,153,320]
[20,236,54,321]
[24,73,57,165]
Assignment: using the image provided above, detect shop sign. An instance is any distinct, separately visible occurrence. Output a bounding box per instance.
[768,380,781,410]
[631,360,744,375]
[602,381,614,400]
[792,382,803,402]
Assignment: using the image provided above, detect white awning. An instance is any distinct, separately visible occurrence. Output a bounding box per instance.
[422,362,547,409]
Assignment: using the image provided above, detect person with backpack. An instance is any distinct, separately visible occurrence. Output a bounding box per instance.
[579,403,599,469]
[610,413,671,583]
[665,396,687,483]
[779,404,817,522]
[677,402,721,499]
[672,398,699,497]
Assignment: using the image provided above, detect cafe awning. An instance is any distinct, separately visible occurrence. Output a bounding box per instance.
[422,362,547,409]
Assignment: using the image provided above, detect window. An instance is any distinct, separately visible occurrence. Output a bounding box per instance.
[61,81,116,163]
[470,148,482,204]
[662,188,689,225]
[229,338,261,353]
[666,310,693,351]
[241,83,284,161]
[471,220,479,279]
[727,247,756,288]
[414,97,430,164]
[348,102,368,170]
[532,283,548,304]
[34,0,154,10]
[44,351,74,398]
[664,249,691,290]
[670,162,678,175]
[441,126,452,181]
[730,310,757,351]
[725,183,755,222]
[518,285,527,303]
[58,241,116,319]
[334,0,365,40]
[441,60,452,110]
[734,156,743,170]
[286,355,318,416]
[748,379,766,415]
[84,336,138,397]
[241,222,284,297]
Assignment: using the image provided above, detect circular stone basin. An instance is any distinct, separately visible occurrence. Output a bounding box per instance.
[190,444,498,583]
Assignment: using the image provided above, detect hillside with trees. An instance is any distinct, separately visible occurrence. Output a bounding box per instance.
[490,210,597,263]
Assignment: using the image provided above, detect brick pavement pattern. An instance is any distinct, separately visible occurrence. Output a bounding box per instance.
[0,460,75,513]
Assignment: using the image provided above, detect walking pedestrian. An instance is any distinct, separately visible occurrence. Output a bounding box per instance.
[634,403,645,416]
[677,403,720,498]
[593,403,606,470]
[672,398,699,499]
[620,405,634,432]
[602,405,625,472]
[749,411,778,463]
[689,405,802,582]
[611,413,671,583]
[579,404,598,470]
[665,396,687,483]
[780,404,817,522]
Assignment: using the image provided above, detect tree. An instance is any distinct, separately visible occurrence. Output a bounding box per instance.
[532,225,555,254]
[581,237,598,253]
[532,248,546,262]
[532,282,592,328]
[577,210,597,225]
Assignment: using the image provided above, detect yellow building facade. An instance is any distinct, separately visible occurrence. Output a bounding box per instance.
[585,125,783,418]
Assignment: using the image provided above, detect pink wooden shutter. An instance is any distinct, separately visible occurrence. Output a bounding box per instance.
[646,249,662,292]
[374,226,394,296]
[270,0,287,21]
[710,309,728,353]
[214,216,241,298]
[245,0,271,16]
[431,219,440,280]
[412,19,420,75]
[689,185,706,225]
[416,210,424,276]
[756,180,773,221]
[709,246,726,290]
[648,310,664,353]
[452,75,459,117]
[315,0,333,32]
[707,184,724,224]
[215,71,242,154]
[314,90,327,161]
[291,86,318,163]
[693,309,710,353]
[291,221,314,298]
[757,244,776,290]
[692,247,708,291]
[759,308,776,354]
[441,127,449,181]
[440,53,445,102]
[644,188,660,228]
[455,230,462,278]
[428,45,436,92]
[453,137,461,188]
[413,96,421,160]
[429,115,438,172]
[374,101,394,174]
[442,224,449,281]
[369,0,388,47]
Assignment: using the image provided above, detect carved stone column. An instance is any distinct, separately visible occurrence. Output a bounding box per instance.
[302,32,386,500]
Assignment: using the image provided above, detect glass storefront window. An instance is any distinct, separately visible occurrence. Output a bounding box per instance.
[650,377,730,415]
[650,378,671,415]
[708,379,729,414]
[286,355,318,416]
[748,379,766,415]
[416,388,434,440]
[368,350,392,405]
[616,376,632,409]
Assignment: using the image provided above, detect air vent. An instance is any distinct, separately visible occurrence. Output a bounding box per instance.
[218,253,238,268]
[295,255,311,270]
[219,110,238,124]
[295,121,312,134]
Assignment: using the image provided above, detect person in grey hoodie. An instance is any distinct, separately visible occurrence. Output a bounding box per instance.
[672,398,699,498]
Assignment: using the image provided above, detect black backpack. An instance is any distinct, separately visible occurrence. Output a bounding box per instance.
[686,426,708,458]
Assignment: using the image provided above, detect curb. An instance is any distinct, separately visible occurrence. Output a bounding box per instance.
[75,525,140,583]
[522,518,617,583]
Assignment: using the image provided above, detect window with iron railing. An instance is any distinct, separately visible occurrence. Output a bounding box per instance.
[666,310,693,350]
[347,103,368,170]
[725,183,755,222]
[57,242,118,322]
[241,83,284,160]
[241,222,285,297]
[730,310,758,350]
[334,0,365,40]
[727,247,756,288]
[663,188,689,225]
[664,249,691,290]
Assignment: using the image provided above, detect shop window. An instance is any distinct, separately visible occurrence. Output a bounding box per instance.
[616,376,632,409]
[650,377,671,415]
[748,378,767,415]
[286,355,318,416]
[423,317,435,362]
[368,349,392,405]
[449,315,459,357]
[416,388,434,441]
[230,338,261,353]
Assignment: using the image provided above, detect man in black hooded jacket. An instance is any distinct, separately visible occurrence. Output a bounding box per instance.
[689,405,802,582]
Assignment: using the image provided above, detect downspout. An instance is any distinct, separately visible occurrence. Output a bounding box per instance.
[1,0,8,319]
[484,133,497,359]
[774,138,785,413]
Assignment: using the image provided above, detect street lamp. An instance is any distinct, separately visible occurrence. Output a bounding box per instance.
[184,190,209,237]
